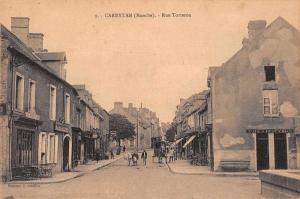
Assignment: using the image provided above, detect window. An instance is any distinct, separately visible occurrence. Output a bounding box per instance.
[15,73,24,111]
[264,66,275,82]
[48,134,55,163]
[39,132,58,164]
[28,80,36,112]
[49,85,56,120]
[40,133,47,164]
[15,129,34,167]
[263,90,279,116]
[65,93,71,124]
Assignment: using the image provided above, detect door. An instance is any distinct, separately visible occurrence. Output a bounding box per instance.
[63,137,70,171]
[256,133,269,170]
[274,133,287,169]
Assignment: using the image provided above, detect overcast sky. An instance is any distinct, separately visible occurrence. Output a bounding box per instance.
[1,0,299,122]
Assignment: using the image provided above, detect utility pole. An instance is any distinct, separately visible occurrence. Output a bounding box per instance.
[136,103,142,152]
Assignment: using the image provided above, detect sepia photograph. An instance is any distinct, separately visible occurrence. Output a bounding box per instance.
[0,0,300,198]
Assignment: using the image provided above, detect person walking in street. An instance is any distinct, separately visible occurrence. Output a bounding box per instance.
[141,150,147,166]
[126,151,132,166]
[110,148,114,159]
[168,148,174,163]
[132,151,139,166]
[123,146,126,153]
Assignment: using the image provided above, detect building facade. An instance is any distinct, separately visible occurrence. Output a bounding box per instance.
[0,17,109,181]
[208,17,300,171]
[109,102,161,150]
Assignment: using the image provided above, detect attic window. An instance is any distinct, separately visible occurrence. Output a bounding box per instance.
[264,66,275,82]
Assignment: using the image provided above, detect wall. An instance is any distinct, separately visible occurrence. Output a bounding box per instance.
[211,18,300,171]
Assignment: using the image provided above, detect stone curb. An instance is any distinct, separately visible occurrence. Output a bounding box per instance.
[6,156,123,185]
[166,163,259,178]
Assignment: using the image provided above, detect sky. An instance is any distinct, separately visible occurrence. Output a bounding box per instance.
[0,0,299,123]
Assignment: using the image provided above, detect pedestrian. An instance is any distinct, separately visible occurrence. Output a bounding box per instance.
[141,150,147,166]
[123,145,126,153]
[110,148,114,159]
[127,151,132,166]
[96,149,100,163]
[169,148,174,163]
[132,151,139,166]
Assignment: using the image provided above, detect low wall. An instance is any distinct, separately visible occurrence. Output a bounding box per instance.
[259,170,300,198]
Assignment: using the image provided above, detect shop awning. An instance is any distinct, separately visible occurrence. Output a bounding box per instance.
[183,135,196,148]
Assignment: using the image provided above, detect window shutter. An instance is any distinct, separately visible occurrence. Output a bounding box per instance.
[54,135,59,163]
[47,134,50,163]
[38,133,42,164]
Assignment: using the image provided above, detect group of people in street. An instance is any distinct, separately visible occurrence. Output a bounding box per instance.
[126,150,148,166]
[158,146,176,164]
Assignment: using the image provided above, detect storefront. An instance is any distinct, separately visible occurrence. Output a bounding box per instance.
[247,128,296,170]
[72,127,82,168]
[11,116,42,179]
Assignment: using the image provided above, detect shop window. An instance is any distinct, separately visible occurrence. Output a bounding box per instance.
[16,129,34,167]
[15,73,24,111]
[49,85,56,120]
[264,66,275,82]
[263,90,279,116]
[65,93,71,124]
[28,80,36,112]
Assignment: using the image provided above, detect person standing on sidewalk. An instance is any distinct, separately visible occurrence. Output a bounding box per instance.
[110,148,114,159]
[141,150,147,166]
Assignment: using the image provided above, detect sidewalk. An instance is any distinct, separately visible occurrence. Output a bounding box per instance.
[167,160,258,177]
[7,154,124,185]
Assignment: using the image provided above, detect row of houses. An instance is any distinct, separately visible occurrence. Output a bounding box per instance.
[109,102,162,149]
[173,17,300,172]
[0,17,110,182]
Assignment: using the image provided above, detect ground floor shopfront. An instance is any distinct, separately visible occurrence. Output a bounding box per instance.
[175,130,211,167]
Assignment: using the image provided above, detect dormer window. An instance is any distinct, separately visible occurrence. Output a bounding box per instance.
[264,66,275,82]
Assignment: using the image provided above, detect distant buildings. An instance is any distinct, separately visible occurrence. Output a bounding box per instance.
[173,17,300,172]
[109,102,161,149]
[0,17,110,182]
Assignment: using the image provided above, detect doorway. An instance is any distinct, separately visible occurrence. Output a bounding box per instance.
[63,137,70,171]
[274,133,287,169]
[256,133,269,170]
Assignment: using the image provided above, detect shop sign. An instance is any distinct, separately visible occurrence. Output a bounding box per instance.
[246,129,294,134]
[55,122,70,133]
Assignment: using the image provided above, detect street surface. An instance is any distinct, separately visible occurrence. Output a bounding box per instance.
[1,155,264,199]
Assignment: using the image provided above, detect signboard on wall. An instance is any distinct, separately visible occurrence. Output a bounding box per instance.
[246,129,294,134]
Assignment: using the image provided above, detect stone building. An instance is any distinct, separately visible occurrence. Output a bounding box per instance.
[109,102,161,150]
[0,17,79,181]
[73,85,105,162]
[173,91,209,162]
[208,17,300,171]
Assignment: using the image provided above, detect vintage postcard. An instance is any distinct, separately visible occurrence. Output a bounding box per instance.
[0,0,300,198]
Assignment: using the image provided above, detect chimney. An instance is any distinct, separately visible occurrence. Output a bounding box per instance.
[248,20,266,40]
[11,17,30,45]
[114,102,123,109]
[128,103,133,109]
[28,33,44,51]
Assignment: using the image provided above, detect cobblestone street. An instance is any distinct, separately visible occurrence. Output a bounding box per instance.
[2,157,264,199]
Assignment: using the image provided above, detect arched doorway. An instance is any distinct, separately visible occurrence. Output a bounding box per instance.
[63,136,72,171]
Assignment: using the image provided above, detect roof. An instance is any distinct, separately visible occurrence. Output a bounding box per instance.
[0,23,77,95]
[35,52,67,61]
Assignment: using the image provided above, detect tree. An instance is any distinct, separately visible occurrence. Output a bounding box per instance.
[109,114,135,146]
[165,124,176,142]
